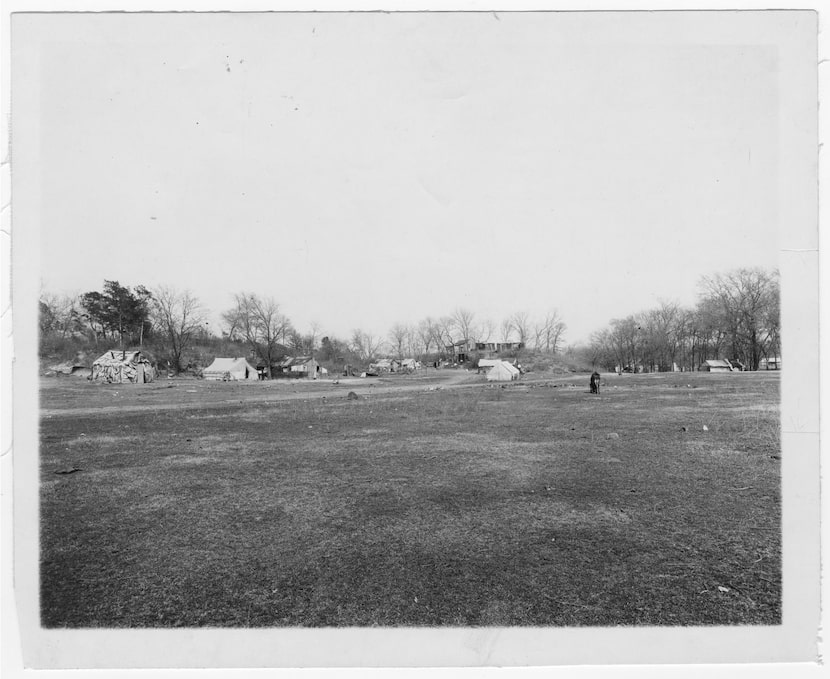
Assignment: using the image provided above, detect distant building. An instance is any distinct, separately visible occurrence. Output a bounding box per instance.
[399,358,420,372]
[446,339,524,362]
[369,358,400,374]
[273,356,320,379]
[474,341,525,357]
[446,339,475,363]
[701,359,735,373]
[759,356,782,370]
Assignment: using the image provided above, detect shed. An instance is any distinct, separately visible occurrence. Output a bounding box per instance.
[369,358,397,373]
[203,357,259,381]
[759,356,782,370]
[275,356,320,379]
[91,350,155,383]
[400,358,420,372]
[702,359,734,373]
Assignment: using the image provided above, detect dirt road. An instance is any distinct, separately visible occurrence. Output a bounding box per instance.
[39,368,520,418]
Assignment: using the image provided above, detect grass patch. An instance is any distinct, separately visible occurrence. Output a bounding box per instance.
[40,372,781,627]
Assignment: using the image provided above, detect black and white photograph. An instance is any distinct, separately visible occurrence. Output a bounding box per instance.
[3,3,822,673]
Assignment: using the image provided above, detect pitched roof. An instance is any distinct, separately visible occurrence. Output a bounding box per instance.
[205,357,256,372]
[704,359,732,368]
[278,356,315,367]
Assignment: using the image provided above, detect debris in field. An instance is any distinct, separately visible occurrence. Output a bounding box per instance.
[681,426,688,432]
[717,586,730,593]
[186,438,191,442]
[308,426,313,429]
[606,433,619,440]
[729,486,752,491]
[54,467,82,474]
[702,425,709,431]
[347,391,359,400]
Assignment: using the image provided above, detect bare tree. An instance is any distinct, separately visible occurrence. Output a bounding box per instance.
[40,291,84,339]
[223,293,291,377]
[350,329,383,362]
[451,307,478,342]
[499,317,514,343]
[541,309,567,354]
[700,268,779,370]
[152,286,206,374]
[478,318,495,344]
[511,311,531,346]
[388,323,409,360]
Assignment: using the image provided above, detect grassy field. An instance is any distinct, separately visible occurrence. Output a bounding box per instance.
[40,370,781,627]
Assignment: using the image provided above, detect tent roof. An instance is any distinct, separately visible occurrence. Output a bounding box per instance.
[94,350,147,365]
[486,361,520,380]
[205,357,257,372]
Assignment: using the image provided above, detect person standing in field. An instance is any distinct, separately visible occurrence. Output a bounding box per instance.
[590,371,601,394]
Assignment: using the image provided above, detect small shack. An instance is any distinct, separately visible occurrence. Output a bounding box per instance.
[486,360,520,382]
[369,358,401,374]
[203,357,259,381]
[759,356,782,370]
[91,350,155,383]
[275,356,320,379]
[702,359,734,373]
[400,358,420,372]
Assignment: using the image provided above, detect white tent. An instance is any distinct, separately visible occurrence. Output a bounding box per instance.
[203,357,258,381]
[486,361,520,382]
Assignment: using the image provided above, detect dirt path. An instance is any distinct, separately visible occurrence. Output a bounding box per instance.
[40,369,500,418]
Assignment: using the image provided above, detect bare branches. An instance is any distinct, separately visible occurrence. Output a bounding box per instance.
[224,293,292,376]
[152,286,206,373]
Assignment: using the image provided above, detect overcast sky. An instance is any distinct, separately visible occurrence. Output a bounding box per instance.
[32,11,782,344]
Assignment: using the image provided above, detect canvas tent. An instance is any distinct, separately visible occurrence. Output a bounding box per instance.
[486,361,520,382]
[477,358,500,373]
[204,357,259,381]
[91,350,155,383]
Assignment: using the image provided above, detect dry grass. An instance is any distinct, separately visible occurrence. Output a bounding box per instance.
[40,372,781,627]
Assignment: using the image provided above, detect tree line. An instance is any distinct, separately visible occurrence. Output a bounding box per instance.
[38,281,568,376]
[582,267,780,372]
